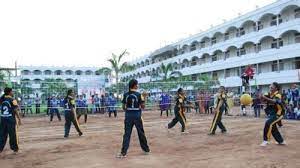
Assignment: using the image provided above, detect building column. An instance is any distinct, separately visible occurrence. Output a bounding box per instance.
[277,59,280,72]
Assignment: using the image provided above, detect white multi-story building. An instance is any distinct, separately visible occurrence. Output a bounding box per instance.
[19,66,110,96]
[120,0,300,92]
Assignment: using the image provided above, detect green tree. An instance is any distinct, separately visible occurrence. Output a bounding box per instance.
[99,50,129,97]
[159,63,182,81]
[40,79,69,98]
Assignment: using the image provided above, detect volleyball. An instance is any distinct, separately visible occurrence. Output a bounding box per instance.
[240,94,252,106]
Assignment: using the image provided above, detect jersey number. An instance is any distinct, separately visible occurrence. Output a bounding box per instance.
[131,99,135,108]
[2,106,9,115]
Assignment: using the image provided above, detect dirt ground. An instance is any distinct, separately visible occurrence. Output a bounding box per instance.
[0,109,299,168]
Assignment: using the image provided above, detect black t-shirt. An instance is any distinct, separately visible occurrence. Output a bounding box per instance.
[0,95,19,120]
[122,90,144,118]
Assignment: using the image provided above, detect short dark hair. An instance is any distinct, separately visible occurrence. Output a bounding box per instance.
[219,86,225,90]
[177,88,183,94]
[272,82,281,91]
[67,89,73,96]
[4,87,12,95]
[129,79,138,89]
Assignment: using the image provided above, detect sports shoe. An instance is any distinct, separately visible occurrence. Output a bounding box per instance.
[79,132,83,137]
[221,130,227,134]
[208,132,215,136]
[181,131,189,134]
[144,151,151,155]
[116,153,127,159]
[13,150,19,155]
[260,141,270,147]
[276,141,287,145]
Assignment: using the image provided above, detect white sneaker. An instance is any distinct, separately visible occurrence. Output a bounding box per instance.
[276,141,287,145]
[116,153,127,159]
[260,141,270,147]
[181,131,189,134]
[144,151,151,155]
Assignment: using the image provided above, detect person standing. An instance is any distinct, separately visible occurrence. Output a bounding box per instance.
[159,93,171,117]
[0,88,22,154]
[260,82,286,146]
[208,86,228,135]
[252,90,262,118]
[50,96,61,122]
[117,79,150,158]
[63,90,83,138]
[94,94,100,113]
[35,94,41,114]
[107,93,117,118]
[76,95,88,123]
[25,97,33,114]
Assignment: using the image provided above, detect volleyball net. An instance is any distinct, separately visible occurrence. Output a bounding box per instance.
[0,79,245,115]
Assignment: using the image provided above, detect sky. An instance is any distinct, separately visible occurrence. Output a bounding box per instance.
[0,0,275,68]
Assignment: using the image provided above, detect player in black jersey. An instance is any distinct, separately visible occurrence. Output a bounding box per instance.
[0,88,22,154]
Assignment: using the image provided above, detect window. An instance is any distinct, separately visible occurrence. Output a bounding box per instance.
[295,8,300,18]
[271,39,278,49]
[257,21,263,30]
[190,45,197,51]
[225,51,230,59]
[212,54,217,62]
[278,38,283,47]
[295,33,300,43]
[257,64,262,74]
[255,43,261,53]
[279,60,284,71]
[192,74,197,81]
[225,69,230,78]
[296,57,300,69]
[270,16,277,26]
[211,37,216,45]
[278,14,282,24]
[240,48,246,56]
[224,33,229,40]
[200,41,205,48]
[272,61,278,72]
[212,71,218,80]
[253,23,257,31]
[239,28,245,36]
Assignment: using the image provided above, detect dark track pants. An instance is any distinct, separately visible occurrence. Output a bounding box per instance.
[108,110,117,118]
[64,111,82,137]
[50,108,61,121]
[263,115,284,143]
[160,110,169,117]
[0,119,19,152]
[209,107,226,134]
[168,108,186,132]
[121,117,150,155]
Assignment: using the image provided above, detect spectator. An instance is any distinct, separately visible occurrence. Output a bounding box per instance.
[159,92,171,117]
[76,95,88,123]
[204,92,210,114]
[252,92,262,118]
[296,104,300,120]
[26,97,33,114]
[46,96,51,116]
[50,96,61,122]
[94,94,100,113]
[291,84,299,108]
[100,94,106,114]
[286,104,295,119]
[107,93,117,118]
[35,94,41,114]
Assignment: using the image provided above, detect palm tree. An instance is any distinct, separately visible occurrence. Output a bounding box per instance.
[99,50,129,97]
[108,50,129,84]
[159,63,182,81]
[97,67,112,76]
